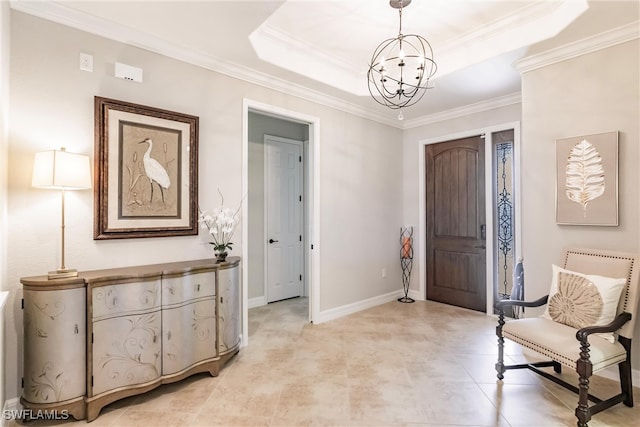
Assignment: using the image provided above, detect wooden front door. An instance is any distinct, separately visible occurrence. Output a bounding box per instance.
[425,136,486,312]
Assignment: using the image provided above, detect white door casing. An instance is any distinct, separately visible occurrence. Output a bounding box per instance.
[265,135,303,303]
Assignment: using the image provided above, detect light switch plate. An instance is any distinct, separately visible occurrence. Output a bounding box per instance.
[79,53,93,72]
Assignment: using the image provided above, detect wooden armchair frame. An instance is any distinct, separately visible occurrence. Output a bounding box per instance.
[495,248,639,427]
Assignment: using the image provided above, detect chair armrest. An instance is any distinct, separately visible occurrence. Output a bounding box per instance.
[495,295,548,310]
[576,312,632,342]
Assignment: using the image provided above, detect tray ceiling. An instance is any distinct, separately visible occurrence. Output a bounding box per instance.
[10,0,639,126]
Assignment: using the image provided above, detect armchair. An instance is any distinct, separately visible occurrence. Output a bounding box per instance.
[495,247,639,427]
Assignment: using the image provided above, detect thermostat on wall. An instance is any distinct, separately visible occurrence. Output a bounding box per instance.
[115,62,143,83]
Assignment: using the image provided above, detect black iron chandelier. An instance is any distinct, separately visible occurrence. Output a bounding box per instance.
[367,0,437,113]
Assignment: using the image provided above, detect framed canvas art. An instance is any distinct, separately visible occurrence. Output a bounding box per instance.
[94,97,199,239]
[556,131,618,226]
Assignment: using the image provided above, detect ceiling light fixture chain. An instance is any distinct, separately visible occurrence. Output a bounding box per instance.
[367,0,437,112]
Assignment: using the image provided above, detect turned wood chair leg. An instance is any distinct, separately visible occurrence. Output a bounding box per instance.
[496,311,506,380]
[575,341,593,427]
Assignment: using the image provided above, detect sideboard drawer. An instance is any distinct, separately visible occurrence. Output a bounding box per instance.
[162,271,215,307]
[92,279,161,320]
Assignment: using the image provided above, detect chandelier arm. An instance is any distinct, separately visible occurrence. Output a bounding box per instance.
[366,0,436,111]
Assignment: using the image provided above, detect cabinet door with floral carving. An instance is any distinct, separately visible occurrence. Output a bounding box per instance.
[162,298,216,375]
[23,288,86,403]
[91,310,162,395]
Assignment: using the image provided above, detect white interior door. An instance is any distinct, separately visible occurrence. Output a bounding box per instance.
[266,136,303,303]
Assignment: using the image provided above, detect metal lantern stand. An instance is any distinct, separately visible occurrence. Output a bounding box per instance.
[398,226,415,303]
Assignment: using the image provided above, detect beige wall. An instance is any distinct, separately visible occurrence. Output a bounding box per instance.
[5,11,403,402]
[0,0,10,408]
[520,40,640,366]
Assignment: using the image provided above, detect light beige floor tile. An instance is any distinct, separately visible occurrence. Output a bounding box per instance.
[479,382,578,426]
[199,380,282,418]
[272,381,350,425]
[406,358,476,384]
[417,381,511,426]
[349,383,426,425]
[190,413,271,426]
[69,297,639,427]
[110,409,196,427]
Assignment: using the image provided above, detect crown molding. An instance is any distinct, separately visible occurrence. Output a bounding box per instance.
[249,23,368,96]
[10,0,526,130]
[402,92,522,129]
[9,0,402,128]
[436,0,588,76]
[515,21,639,74]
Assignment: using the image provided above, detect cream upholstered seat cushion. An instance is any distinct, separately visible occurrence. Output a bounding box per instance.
[503,317,627,372]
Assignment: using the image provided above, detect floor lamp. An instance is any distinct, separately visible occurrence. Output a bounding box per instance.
[32,147,92,279]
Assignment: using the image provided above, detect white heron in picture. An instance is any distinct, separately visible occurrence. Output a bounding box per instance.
[138,138,170,203]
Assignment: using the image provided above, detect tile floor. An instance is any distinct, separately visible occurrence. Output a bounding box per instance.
[12,297,640,426]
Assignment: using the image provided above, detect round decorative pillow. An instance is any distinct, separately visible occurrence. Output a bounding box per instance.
[548,272,603,329]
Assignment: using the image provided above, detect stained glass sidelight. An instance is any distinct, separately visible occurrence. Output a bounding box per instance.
[492,130,516,312]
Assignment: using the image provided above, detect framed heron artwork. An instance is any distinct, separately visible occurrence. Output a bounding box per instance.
[555,131,618,226]
[94,97,199,239]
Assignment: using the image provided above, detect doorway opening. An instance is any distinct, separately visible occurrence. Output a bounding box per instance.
[242,100,320,347]
[418,122,521,314]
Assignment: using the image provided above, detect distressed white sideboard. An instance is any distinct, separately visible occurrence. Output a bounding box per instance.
[20,257,241,422]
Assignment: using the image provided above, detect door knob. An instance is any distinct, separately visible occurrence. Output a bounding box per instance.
[269,238,279,244]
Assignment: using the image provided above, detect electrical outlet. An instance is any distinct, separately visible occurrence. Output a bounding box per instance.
[79,53,93,72]
[381,268,387,278]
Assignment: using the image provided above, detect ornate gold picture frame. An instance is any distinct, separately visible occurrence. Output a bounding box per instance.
[94,97,199,239]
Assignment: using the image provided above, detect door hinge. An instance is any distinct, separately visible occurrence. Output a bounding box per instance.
[299,155,302,162]
[299,195,302,202]
[299,274,302,281]
[21,298,24,310]
[299,235,302,242]
[311,244,314,250]
[91,376,94,387]
[91,333,94,344]
[21,377,24,388]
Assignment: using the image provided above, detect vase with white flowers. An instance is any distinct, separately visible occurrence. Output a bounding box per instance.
[198,191,241,263]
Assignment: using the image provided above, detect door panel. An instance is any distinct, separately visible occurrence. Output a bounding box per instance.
[266,137,303,303]
[92,311,161,395]
[162,299,216,375]
[426,136,486,312]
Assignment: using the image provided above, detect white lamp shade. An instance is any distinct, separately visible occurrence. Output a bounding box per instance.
[32,149,92,190]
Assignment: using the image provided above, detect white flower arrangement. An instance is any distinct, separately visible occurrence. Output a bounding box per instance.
[198,190,241,260]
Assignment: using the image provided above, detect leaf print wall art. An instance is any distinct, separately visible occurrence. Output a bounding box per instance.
[556,131,618,226]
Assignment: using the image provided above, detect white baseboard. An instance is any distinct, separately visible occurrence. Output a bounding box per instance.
[2,398,21,427]
[3,398,19,412]
[248,296,267,309]
[313,289,402,324]
[407,289,422,301]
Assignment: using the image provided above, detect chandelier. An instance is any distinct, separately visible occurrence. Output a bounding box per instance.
[367,0,437,112]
